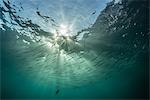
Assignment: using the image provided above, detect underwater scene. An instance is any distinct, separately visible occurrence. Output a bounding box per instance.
[0,0,149,99]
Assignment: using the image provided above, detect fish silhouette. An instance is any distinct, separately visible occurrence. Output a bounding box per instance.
[92,10,96,15]
[55,89,60,95]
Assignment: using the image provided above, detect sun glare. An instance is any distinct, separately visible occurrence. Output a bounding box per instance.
[59,24,69,36]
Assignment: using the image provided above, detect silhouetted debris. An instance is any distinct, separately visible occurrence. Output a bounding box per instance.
[36,10,55,23]
[0,0,53,37]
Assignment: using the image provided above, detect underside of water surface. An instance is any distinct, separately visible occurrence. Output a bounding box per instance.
[0,0,149,99]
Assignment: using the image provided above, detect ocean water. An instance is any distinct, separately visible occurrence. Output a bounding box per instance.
[0,0,149,99]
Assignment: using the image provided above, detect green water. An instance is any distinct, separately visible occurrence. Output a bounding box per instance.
[0,0,149,99]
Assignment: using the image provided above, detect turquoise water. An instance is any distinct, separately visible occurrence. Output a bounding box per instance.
[0,0,149,99]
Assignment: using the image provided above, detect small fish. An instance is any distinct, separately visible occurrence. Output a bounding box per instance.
[92,10,96,15]
[55,89,59,95]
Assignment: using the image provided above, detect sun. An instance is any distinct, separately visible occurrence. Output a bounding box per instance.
[51,23,73,39]
[58,24,69,36]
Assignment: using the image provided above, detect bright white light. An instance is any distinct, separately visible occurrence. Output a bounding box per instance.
[59,24,69,36]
